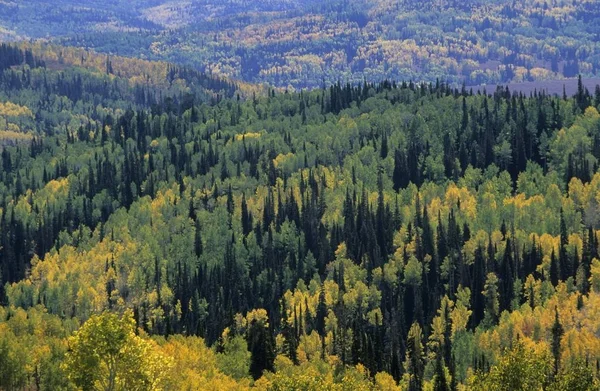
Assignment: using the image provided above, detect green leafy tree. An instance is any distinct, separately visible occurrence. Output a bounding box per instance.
[0,336,28,390]
[471,343,552,391]
[63,311,172,391]
[550,359,600,391]
[482,273,500,327]
[216,335,251,381]
[405,322,425,391]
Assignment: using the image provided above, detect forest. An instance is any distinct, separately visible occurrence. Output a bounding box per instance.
[1,0,599,88]
[1,41,600,389]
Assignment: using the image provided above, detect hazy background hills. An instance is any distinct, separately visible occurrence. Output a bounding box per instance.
[1,0,599,88]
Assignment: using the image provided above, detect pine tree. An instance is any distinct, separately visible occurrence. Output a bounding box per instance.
[393,149,409,191]
[461,97,469,131]
[247,316,275,380]
[316,285,327,338]
[434,355,450,391]
[241,193,252,236]
[380,132,389,159]
[281,298,298,364]
[550,249,559,286]
[576,74,589,113]
[499,238,515,311]
[551,307,564,376]
[226,184,234,215]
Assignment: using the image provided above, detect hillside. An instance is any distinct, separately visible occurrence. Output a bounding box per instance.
[482,78,600,97]
[1,43,600,389]
[1,0,599,88]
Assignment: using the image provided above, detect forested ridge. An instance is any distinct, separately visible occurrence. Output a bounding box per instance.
[2,43,600,390]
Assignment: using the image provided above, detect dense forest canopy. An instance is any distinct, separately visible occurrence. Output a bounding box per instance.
[1,0,599,88]
[0,42,600,389]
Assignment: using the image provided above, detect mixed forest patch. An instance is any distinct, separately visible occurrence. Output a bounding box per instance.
[1,43,600,389]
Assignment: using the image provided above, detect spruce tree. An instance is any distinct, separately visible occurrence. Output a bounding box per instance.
[551,307,564,376]
[247,317,275,380]
[559,209,571,281]
[434,355,450,391]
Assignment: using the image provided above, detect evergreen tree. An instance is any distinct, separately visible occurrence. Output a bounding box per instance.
[434,355,450,391]
[550,249,559,286]
[281,298,298,364]
[393,149,409,191]
[559,209,571,281]
[551,307,564,376]
[247,316,275,380]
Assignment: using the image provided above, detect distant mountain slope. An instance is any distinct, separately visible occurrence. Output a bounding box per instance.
[482,78,600,97]
[1,0,599,87]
